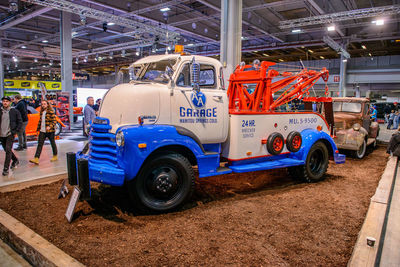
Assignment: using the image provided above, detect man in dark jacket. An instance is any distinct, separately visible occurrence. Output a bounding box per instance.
[13,94,28,150]
[0,96,22,175]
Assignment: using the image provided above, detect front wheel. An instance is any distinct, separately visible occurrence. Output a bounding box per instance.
[128,153,195,213]
[354,139,367,159]
[290,141,329,183]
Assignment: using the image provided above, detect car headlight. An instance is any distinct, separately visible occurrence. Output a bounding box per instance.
[352,123,361,131]
[116,131,125,147]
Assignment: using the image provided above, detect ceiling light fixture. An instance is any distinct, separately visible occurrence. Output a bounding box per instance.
[34,58,38,63]
[361,45,366,49]
[160,7,170,12]
[327,25,335,31]
[21,45,27,49]
[342,59,347,62]
[107,22,115,26]
[372,19,384,25]
[320,56,325,59]
[263,53,269,57]
[42,40,48,43]
[308,49,314,53]
[292,29,301,33]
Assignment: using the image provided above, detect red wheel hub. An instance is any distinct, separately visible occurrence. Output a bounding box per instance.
[273,137,283,152]
[292,135,301,149]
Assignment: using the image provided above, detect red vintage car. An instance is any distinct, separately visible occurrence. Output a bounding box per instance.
[26,106,66,137]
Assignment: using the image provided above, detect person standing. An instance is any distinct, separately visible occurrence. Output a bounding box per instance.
[93,98,101,114]
[13,94,28,150]
[0,97,21,175]
[83,96,96,136]
[29,100,58,165]
[384,104,391,125]
[370,105,377,122]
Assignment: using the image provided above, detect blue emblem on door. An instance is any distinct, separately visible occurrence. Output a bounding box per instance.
[191,91,206,108]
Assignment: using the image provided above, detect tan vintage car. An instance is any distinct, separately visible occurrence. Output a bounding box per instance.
[333,97,379,159]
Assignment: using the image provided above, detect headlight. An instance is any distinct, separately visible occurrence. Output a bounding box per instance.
[352,123,361,131]
[116,131,125,147]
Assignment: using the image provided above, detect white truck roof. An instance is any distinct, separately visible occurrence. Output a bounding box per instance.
[130,54,222,68]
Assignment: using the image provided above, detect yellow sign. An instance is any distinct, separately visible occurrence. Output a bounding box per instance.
[4,79,62,90]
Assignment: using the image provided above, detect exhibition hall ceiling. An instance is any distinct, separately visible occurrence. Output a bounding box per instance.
[0,0,399,75]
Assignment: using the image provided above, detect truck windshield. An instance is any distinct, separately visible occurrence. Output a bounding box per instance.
[130,59,176,84]
[333,102,362,113]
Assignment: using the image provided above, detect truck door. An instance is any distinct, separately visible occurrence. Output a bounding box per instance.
[363,103,370,132]
[171,61,228,144]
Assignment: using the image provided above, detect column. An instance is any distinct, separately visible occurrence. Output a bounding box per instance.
[0,39,3,97]
[115,65,119,85]
[60,11,73,126]
[355,85,360,98]
[339,54,347,97]
[220,0,242,87]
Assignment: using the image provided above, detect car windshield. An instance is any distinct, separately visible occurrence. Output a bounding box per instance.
[333,102,362,113]
[130,59,176,84]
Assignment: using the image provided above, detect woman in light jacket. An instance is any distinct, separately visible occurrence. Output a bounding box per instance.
[29,100,58,164]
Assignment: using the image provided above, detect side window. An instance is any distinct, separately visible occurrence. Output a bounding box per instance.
[177,63,216,88]
[176,63,190,87]
[199,65,216,88]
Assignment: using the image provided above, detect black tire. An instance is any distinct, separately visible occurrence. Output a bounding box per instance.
[286,131,302,152]
[128,153,195,213]
[267,132,284,155]
[295,141,329,183]
[353,139,367,159]
[54,122,62,136]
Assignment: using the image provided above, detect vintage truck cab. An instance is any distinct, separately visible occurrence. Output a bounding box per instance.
[333,97,379,159]
[68,54,345,213]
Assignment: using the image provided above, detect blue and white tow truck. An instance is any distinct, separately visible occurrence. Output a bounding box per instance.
[67,54,345,212]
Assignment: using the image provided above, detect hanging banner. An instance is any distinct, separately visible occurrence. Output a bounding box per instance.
[56,91,71,130]
[4,79,62,90]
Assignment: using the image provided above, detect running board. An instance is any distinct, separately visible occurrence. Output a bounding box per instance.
[229,158,305,173]
[199,167,232,178]
[367,138,376,146]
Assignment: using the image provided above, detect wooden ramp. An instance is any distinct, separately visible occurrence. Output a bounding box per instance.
[348,156,400,266]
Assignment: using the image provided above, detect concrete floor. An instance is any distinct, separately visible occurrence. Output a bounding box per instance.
[0,240,31,267]
[378,161,400,266]
[0,139,85,188]
[378,123,395,144]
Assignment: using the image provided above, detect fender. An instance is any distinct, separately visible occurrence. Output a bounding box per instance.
[292,128,339,162]
[117,124,208,181]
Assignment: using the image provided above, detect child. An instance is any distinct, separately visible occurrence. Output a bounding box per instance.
[388,110,395,129]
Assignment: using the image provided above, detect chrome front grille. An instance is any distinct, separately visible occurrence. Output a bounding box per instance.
[89,118,117,166]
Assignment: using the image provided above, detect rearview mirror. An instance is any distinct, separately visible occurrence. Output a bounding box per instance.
[165,66,173,80]
[190,57,200,92]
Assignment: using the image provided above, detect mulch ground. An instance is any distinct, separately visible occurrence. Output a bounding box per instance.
[0,146,389,266]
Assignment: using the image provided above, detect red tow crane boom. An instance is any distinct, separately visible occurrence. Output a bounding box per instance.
[227,61,330,113]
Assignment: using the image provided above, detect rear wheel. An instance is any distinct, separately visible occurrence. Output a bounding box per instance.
[290,141,329,183]
[128,153,195,213]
